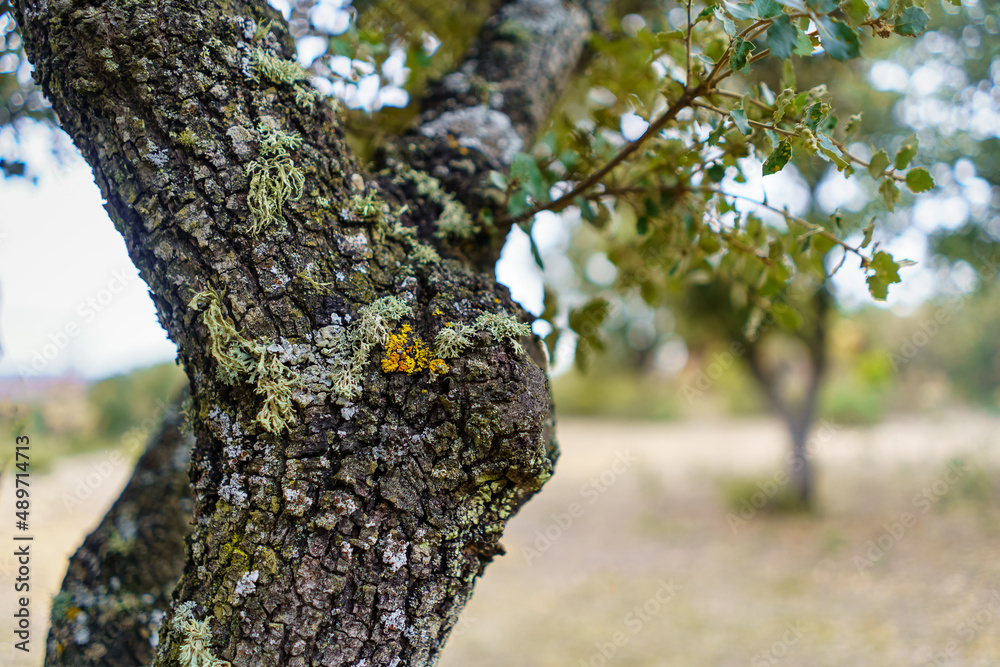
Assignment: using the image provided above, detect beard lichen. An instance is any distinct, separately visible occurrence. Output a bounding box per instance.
[188,290,299,433]
[391,162,477,240]
[435,312,531,358]
[173,602,231,667]
[251,47,309,85]
[325,296,413,399]
[246,120,305,235]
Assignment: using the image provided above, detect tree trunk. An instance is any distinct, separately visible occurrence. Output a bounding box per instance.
[746,287,829,509]
[15,0,601,664]
[45,401,194,666]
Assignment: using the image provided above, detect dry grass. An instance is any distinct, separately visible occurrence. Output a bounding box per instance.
[3,412,1000,666]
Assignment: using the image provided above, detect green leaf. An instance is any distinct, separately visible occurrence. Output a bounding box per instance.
[905,167,934,193]
[507,190,531,217]
[699,232,722,254]
[817,17,861,61]
[752,0,784,17]
[806,0,839,12]
[568,298,610,353]
[762,139,792,176]
[894,134,918,170]
[781,59,796,89]
[841,0,870,25]
[511,153,545,200]
[730,37,755,74]
[715,8,737,35]
[723,1,759,20]
[767,14,799,60]
[697,4,719,22]
[867,149,890,178]
[843,112,863,137]
[772,88,795,123]
[866,250,902,300]
[707,163,727,182]
[657,30,686,45]
[793,27,814,56]
[636,215,650,234]
[861,219,875,249]
[893,7,929,37]
[730,108,752,135]
[803,102,827,131]
[880,179,900,212]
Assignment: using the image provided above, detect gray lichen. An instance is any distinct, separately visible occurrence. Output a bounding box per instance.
[419,105,524,165]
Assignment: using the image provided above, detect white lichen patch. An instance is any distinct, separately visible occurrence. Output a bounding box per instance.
[382,535,408,572]
[420,105,524,165]
[233,570,259,602]
[283,486,313,516]
[381,608,407,634]
[218,473,249,507]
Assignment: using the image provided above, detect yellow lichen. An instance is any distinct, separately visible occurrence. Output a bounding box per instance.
[428,358,450,378]
[381,324,431,374]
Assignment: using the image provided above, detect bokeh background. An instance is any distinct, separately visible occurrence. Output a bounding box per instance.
[3,0,1000,664]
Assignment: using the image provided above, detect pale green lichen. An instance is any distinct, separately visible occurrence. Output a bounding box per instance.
[393,163,476,239]
[50,592,74,623]
[252,47,309,85]
[327,296,413,399]
[177,129,198,149]
[350,190,391,225]
[435,312,531,358]
[188,290,299,433]
[246,121,305,234]
[293,83,322,111]
[174,602,231,667]
[391,221,439,265]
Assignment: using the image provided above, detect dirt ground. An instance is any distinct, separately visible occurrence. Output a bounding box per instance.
[4,412,1000,666]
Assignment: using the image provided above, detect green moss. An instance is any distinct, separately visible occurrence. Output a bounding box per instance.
[188,290,300,433]
[50,591,74,623]
[177,129,198,149]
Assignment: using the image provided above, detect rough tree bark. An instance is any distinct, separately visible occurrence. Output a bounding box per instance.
[16,0,604,665]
